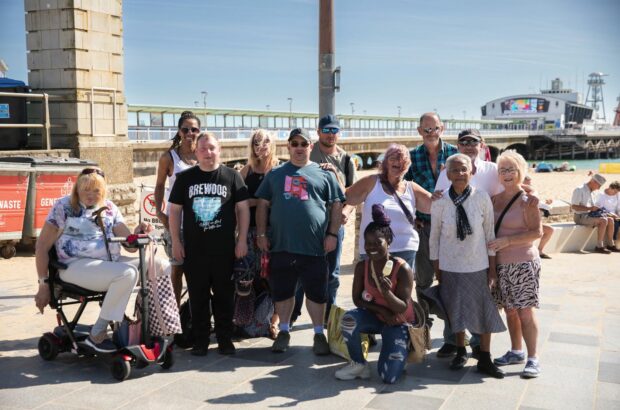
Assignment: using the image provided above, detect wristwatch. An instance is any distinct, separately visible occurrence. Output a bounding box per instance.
[38,277,49,285]
[326,232,338,239]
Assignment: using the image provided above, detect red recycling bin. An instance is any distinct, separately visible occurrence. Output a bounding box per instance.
[0,163,30,258]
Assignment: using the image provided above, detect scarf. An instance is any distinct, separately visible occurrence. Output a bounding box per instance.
[448,185,473,241]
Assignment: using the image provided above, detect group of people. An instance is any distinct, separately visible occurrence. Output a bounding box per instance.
[37,109,586,384]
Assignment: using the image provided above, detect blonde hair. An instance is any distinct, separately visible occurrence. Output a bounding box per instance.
[497,149,528,184]
[248,129,279,170]
[380,144,411,179]
[70,170,106,211]
[196,131,218,145]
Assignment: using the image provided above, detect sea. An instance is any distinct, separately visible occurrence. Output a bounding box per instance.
[527,158,619,171]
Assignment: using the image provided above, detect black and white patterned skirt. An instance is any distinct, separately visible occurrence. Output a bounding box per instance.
[494,258,541,310]
[439,269,506,334]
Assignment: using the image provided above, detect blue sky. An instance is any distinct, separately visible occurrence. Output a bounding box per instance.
[1,0,619,121]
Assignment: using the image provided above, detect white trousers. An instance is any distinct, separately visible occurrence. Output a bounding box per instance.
[59,256,139,322]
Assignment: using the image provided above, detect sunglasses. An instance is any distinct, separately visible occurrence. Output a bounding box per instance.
[458,139,480,146]
[181,127,200,134]
[81,168,105,178]
[422,126,441,134]
[321,127,340,134]
[290,141,310,148]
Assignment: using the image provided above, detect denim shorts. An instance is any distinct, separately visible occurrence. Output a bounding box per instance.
[269,252,328,303]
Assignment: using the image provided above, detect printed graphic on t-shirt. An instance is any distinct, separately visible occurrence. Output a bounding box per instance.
[283,175,308,200]
[192,196,222,230]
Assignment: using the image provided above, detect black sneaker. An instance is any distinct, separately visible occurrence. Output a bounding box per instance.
[477,357,505,379]
[272,331,290,353]
[312,333,330,356]
[190,344,209,356]
[83,336,117,353]
[437,343,457,358]
[217,339,236,355]
[450,352,468,370]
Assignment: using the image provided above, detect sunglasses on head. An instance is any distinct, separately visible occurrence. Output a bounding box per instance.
[81,168,105,178]
[321,127,339,134]
[290,140,309,148]
[422,126,441,134]
[181,127,200,134]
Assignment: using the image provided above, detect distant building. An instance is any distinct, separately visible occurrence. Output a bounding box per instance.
[481,78,593,130]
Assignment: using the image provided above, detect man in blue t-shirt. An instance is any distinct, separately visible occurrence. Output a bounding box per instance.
[256,128,345,355]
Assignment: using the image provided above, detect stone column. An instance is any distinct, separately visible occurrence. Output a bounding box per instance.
[24,0,136,224]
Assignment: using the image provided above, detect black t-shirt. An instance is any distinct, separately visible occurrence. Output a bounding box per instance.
[168,165,249,255]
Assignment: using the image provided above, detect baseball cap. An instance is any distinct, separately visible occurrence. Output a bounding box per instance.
[592,173,606,185]
[318,114,340,129]
[457,129,482,141]
[288,127,312,143]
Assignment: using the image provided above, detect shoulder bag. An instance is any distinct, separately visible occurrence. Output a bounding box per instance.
[494,190,523,236]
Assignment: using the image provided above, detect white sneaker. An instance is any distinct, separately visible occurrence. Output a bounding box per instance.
[335,362,371,380]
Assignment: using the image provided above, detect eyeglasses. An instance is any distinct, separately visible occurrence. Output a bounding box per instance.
[422,126,441,134]
[253,139,270,147]
[320,127,340,134]
[290,141,310,148]
[181,127,200,134]
[81,168,105,178]
[499,168,518,175]
[458,139,480,147]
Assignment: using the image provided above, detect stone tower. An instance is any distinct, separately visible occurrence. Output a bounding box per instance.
[24,0,136,222]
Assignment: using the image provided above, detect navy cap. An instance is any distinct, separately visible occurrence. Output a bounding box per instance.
[457,128,482,141]
[318,114,340,129]
[288,127,312,142]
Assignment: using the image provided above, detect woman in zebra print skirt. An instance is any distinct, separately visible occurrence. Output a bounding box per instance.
[488,150,543,379]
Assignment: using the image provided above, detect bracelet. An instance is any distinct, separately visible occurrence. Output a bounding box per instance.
[257,233,267,238]
[38,277,49,285]
[326,232,338,239]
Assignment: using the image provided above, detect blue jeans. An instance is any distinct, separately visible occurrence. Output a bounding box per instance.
[341,308,409,384]
[291,226,344,323]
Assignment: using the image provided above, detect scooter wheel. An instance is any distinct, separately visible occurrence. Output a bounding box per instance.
[38,335,59,361]
[160,348,174,370]
[1,245,16,259]
[111,357,131,381]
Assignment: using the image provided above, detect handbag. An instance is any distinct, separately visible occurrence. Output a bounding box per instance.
[407,300,432,363]
[327,304,369,361]
[144,243,182,337]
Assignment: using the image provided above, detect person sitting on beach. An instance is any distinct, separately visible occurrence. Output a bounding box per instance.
[154,111,199,305]
[35,168,151,353]
[429,153,506,379]
[571,174,619,254]
[334,204,415,384]
[595,181,620,250]
[488,150,543,379]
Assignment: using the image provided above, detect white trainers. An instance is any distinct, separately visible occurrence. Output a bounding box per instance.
[335,362,371,380]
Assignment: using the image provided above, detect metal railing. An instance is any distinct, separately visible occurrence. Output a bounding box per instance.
[0,91,52,149]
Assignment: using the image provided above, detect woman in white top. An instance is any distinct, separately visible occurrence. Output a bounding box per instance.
[155,111,199,305]
[596,181,620,247]
[429,153,506,378]
[345,144,432,270]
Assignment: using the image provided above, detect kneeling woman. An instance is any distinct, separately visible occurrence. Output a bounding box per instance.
[335,204,415,384]
[429,153,506,378]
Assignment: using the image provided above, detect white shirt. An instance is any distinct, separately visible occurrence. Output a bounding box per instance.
[571,183,596,214]
[429,187,496,273]
[595,191,620,215]
[435,157,502,196]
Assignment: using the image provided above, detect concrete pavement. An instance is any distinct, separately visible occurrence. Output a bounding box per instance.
[1,250,619,409]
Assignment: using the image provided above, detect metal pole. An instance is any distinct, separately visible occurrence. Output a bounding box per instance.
[43,93,51,149]
[319,0,336,118]
[288,97,293,127]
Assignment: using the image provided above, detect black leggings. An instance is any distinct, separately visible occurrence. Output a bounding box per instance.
[184,252,235,345]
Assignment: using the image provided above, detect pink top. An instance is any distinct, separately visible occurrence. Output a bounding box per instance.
[494,193,539,264]
[363,258,415,324]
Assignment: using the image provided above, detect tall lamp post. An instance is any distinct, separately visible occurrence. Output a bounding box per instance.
[350,102,355,115]
[287,97,293,127]
[201,91,208,126]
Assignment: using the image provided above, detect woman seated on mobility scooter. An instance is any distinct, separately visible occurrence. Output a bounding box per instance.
[34,167,151,353]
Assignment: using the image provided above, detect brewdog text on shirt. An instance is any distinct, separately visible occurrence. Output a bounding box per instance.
[188,183,228,198]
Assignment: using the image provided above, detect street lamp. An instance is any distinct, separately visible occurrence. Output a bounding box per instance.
[266,104,270,111]
[194,101,199,107]
[397,106,401,118]
[462,110,467,120]
[350,102,355,115]
[287,97,293,126]
[201,91,208,109]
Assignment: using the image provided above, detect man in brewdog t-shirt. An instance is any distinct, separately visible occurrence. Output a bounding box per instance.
[168,132,250,357]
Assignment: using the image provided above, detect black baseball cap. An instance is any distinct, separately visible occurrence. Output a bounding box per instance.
[457,129,482,141]
[318,114,340,129]
[288,128,312,143]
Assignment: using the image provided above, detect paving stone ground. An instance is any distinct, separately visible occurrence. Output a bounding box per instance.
[1,250,619,409]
